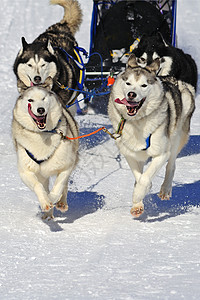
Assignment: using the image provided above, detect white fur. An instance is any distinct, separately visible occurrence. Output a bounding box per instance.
[108,67,195,217]
[12,86,79,218]
[17,56,57,86]
[158,56,173,76]
[136,52,147,67]
[136,52,173,76]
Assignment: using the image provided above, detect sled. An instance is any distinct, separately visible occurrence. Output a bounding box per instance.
[81,0,178,114]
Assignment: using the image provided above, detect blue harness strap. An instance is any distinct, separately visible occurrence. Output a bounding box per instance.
[24,122,61,164]
[25,149,45,165]
[55,46,87,91]
[144,134,151,150]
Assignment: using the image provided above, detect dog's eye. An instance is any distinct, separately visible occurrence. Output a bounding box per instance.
[28,99,34,102]
[141,84,147,88]
[41,64,46,67]
[140,57,146,62]
[126,82,131,86]
[28,64,32,68]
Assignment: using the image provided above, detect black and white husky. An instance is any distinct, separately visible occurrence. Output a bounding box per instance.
[108,54,195,218]
[13,0,83,108]
[133,33,198,91]
[12,77,79,219]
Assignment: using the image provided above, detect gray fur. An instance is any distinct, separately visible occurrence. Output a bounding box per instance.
[13,0,82,108]
[108,54,195,217]
[12,78,79,219]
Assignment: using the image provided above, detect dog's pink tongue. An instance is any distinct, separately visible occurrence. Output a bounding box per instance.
[30,82,34,87]
[28,103,44,122]
[115,98,138,107]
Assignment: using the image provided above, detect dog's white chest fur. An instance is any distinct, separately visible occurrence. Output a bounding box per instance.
[108,54,195,218]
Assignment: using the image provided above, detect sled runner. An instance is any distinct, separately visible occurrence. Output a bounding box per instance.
[80,0,177,114]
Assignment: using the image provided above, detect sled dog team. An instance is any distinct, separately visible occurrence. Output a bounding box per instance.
[12,0,197,219]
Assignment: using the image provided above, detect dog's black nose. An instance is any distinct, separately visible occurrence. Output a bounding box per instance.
[37,107,45,115]
[128,91,137,99]
[34,76,41,84]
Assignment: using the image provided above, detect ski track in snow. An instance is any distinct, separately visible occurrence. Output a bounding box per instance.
[0,0,200,299]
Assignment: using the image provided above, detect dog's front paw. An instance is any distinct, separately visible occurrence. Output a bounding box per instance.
[56,200,68,212]
[41,202,53,212]
[130,202,144,218]
[42,210,54,220]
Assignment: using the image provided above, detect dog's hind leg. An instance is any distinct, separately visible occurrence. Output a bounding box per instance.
[159,154,176,200]
[159,131,189,200]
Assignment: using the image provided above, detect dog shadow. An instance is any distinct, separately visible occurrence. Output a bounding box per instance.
[139,180,200,222]
[178,135,200,158]
[42,191,105,232]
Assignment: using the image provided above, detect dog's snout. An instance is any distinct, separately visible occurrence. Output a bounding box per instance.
[37,107,45,115]
[34,76,42,84]
[128,91,137,99]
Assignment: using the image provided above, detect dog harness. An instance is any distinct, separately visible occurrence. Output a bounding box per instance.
[107,116,151,150]
[25,149,46,165]
[54,46,87,108]
[55,46,86,90]
[24,118,61,164]
[25,130,58,165]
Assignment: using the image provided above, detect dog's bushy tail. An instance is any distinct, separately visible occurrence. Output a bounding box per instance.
[50,0,82,35]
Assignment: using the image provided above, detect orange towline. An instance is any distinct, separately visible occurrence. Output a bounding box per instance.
[62,127,106,140]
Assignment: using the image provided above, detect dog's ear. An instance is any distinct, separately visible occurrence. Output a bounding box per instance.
[146,58,160,74]
[18,37,29,56]
[127,53,138,68]
[22,37,29,49]
[41,76,54,91]
[17,79,29,94]
[46,40,55,55]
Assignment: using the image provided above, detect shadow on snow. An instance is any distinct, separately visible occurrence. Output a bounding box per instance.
[42,191,105,232]
[42,134,200,230]
[178,135,200,158]
[139,180,200,222]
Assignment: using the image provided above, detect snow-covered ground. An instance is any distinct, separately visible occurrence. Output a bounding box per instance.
[0,0,200,299]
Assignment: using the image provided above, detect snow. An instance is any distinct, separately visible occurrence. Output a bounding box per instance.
[0,0,200,299]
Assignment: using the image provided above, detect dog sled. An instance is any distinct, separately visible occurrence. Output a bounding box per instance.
[77,0,177,114]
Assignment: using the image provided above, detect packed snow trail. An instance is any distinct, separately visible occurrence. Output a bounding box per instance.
[0,0,200,299]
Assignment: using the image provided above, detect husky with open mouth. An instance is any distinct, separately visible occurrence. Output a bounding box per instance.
[12,77,79,219]
[13,0,83,109]
[108,54,195,218]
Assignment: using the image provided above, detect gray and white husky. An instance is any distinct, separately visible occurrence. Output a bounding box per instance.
[108,54,195,218]
[133,33,198,91]
[13,0,83,108]
[12,77,79,219]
